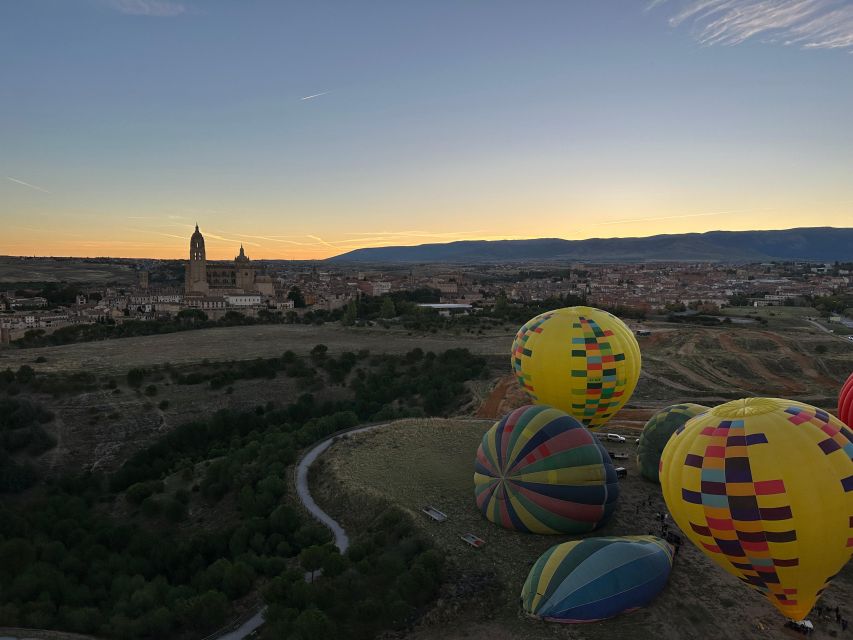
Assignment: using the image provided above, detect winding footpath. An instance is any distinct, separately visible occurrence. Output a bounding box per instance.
[295,422,392,553]
[206,422,392,639]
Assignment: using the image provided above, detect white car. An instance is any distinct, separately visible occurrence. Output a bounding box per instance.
[597,433,626,443]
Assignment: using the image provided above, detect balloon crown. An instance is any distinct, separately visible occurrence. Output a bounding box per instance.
[709,397,781,419]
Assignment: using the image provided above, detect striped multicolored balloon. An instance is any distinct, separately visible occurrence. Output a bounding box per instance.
[522,536,673,623]
[474,405,619,534]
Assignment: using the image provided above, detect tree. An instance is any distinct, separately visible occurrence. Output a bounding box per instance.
[298,545,329,582]
[222,562,255,598]
[287,287,306,308]
[176,591,228,630]
[293,608,335,640]
[494,292,509,316]
[270,505,300,535]
[176,308,208,324]
[127,368,145,388]
[380,296,396,319]
[15,365,35,384]
[341,301,357,326]
[321,551,348,577]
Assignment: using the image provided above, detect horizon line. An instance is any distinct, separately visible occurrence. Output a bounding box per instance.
[0,225,849,262]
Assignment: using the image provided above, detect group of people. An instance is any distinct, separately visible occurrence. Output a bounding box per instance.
[634,494,684,556]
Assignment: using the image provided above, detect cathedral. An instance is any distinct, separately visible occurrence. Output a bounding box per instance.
[184,225,274,296]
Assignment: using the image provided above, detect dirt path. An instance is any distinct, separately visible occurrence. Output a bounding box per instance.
[650,355,737,393]
[756,330,836,387]
[717,332,804,394]
[641,362,711,392]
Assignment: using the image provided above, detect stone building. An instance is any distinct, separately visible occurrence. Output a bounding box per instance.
[184,225,275,297]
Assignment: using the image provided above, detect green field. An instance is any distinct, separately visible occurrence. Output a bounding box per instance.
[318,419,853,640]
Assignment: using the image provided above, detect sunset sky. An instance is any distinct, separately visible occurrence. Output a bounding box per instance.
[2,1,852,260]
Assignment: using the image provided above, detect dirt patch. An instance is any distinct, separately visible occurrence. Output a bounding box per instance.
[475,374,528,419]
[717,333,804,394]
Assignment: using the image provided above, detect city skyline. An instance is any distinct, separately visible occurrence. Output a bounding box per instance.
[2,1,853,260]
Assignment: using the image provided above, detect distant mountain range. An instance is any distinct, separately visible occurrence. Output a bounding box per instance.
[327,227,853,264]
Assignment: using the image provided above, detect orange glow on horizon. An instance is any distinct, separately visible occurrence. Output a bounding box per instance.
[3,197,851,260]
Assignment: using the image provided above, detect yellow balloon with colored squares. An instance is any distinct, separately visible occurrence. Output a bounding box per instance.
[660,398,853,622]
[511,306,641,429]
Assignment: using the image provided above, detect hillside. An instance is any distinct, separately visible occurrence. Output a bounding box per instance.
[328,227,853,264]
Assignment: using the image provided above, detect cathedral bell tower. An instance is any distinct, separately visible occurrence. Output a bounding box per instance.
[185,223,209,294]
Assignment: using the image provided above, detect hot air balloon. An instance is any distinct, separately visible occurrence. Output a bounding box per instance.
[521,536,673,623]
[839,373,853,427]
[474,405,619,534]
[660,397,853,622]
[637,403,709,482]
[511,306,641,429]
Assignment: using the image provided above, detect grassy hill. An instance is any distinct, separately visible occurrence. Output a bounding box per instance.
[317,418,853,640]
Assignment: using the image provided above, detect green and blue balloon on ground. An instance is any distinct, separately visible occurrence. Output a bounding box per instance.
[637,403,709,482]
[521,536,673,623]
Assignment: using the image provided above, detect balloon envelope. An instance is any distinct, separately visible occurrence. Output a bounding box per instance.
[511,306,641,429]
[474,405,619,534]
[839,373,853,427]
[660,397,853,621]
[637,403,709,482]
[521,536,673,623]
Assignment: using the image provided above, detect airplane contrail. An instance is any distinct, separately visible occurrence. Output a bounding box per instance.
[6,176,50,193]
[300,91,329,101]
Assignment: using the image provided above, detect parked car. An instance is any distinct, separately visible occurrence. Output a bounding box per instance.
[596,432,626,442]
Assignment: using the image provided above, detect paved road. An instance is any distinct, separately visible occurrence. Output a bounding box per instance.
[207,611,265,640]
[295,423,391,553]
[806,319,853,344]
[206,421,393,640]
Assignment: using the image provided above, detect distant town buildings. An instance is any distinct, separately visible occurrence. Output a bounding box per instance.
[0,242,850,344]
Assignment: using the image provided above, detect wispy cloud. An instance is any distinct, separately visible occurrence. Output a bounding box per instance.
[300,91,330,101]
[201,230,262,247]
[6,176,50,193]
[344,230,487,238]
[104,0,186,17]
[651,0,853,51]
